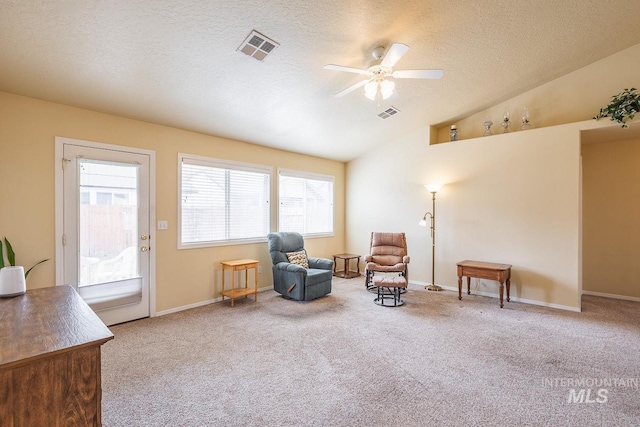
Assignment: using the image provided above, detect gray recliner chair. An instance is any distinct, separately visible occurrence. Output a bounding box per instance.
[267,232,333,301]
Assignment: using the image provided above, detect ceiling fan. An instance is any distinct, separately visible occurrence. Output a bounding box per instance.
[324,43,443,103]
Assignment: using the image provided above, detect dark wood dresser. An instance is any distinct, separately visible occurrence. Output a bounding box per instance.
[0,285,114,426]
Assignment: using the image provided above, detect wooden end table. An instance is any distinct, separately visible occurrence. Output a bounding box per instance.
[220,259,259,307]
[457,260,512,308]
[332,253,361,278]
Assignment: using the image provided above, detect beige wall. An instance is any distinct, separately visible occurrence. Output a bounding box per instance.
[582,138,640,298]
[347,41,640,311]
[347,121,591,310]
[0,91,345,313]
[436,43,640,142]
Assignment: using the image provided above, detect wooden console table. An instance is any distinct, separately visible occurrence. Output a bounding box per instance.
[457,260,512,308]
[332,253,361,278]
[0,285,114,426]
[220,259,259,307]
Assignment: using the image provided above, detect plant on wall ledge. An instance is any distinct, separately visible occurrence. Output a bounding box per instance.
[594,87,640,128]
[0,237,49,278]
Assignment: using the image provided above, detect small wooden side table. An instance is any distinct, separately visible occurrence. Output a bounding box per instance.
[220,259,259,307]
[332,253,361,278]
[457,260,512,308]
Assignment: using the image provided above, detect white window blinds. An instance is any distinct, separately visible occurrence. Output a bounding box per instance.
[179,154,271,247]
[278,169,334,236]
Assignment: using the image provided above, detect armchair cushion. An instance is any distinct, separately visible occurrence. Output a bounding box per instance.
[286,250,309,269]
[369,255,403,266]
[308,257,333,270]
[366,261,406,272]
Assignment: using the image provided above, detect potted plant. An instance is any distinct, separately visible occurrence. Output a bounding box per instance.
[594,87,640,128]
[0,237,49,277]
[0,238,49,297]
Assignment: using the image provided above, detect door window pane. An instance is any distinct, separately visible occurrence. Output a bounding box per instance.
[78,160,139,286]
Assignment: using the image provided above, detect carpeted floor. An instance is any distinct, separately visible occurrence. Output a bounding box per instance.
[101,277,640,426]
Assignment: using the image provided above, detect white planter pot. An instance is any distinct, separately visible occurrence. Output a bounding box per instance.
[0,266,27,297]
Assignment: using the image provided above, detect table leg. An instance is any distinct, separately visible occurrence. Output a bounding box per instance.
[245,268,248,300]
[499,282,504,308]
[333,257,337,275]
[356,257,360,276]
[466,277,471,295]
[458,275,462,300]
[222,268,226,305]
[506,278,510,302]
[230,269,235,308]
[254,265,258,303]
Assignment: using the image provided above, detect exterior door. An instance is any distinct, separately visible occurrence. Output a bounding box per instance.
[58,138,153,326]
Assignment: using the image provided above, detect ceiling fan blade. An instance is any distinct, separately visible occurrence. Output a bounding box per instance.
[392,69,444,79]
[334,79,370,97]
[324,64,369,75]
[380,43,410,68]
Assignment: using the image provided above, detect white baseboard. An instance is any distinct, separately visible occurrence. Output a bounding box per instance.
[582,290,640,303]
[154,282,623,317]
[154,285,274,317]
[408,280,581,312]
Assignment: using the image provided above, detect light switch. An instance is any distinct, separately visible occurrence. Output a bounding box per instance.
[157,221,168,230]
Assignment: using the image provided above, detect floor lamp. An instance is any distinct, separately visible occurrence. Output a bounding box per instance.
[419,184,443,291]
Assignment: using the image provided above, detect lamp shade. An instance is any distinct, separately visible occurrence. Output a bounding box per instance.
[0,266,26,297]
[425,183,443,193]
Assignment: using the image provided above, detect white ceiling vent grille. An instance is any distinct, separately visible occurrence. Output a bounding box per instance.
[238,30,279,62]
[378,106,400,119]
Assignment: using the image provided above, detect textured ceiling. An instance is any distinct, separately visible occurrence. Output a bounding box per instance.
[2,1,640,161]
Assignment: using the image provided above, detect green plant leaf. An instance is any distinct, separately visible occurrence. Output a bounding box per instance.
[0,240,4,269]
[594,88,640,128]
[24,259,50,278]
[4,238,15,266]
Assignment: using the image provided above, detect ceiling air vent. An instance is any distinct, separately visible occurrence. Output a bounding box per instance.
[237,30,279,62]
[378,106,400,119]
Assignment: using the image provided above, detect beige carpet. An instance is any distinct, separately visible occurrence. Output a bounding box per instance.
[101,277,640,426]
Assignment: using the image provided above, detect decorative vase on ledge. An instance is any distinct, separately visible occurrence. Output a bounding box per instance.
[450,125,458,141]
[483,117,493,136]
[501,108,511,133]
[520,107,532,130]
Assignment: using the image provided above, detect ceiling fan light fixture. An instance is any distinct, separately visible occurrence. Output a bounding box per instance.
[364,79,394,102]
[380,80,395,99]
[364,81,378,100]
[326,43,442,100]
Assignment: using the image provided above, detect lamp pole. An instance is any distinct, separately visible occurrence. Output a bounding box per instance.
[420,184,443,291]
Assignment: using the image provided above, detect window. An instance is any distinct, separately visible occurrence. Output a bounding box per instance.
[278,169,334,236]
[179,154,271,248]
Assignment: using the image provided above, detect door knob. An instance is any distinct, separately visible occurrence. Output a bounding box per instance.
[140,246,149,252]
[140,235,149,240]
